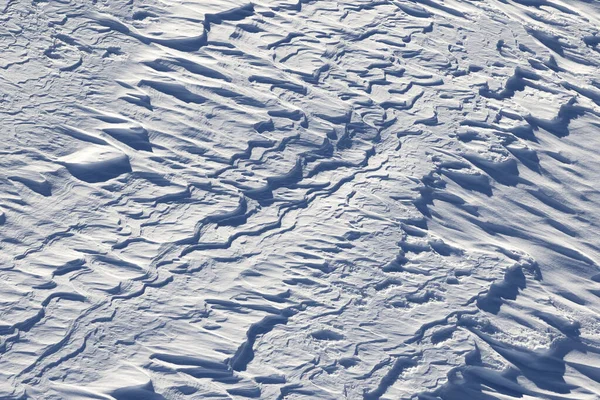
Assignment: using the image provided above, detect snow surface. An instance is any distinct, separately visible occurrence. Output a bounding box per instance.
[2,0,600,399]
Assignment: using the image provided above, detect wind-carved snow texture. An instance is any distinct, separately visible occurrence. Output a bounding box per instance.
[2,0,600,399]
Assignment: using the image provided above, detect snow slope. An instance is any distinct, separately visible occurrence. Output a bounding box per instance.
[2,0,600,398]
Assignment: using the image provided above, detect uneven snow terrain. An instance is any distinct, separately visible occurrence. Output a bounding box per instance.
[2,0,600,398]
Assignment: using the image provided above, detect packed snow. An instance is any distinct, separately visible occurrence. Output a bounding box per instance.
[2,0,600,399]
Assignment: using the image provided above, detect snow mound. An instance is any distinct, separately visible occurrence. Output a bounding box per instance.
[60,146,132,183]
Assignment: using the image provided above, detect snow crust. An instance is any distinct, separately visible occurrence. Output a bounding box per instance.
[2,0,600,398]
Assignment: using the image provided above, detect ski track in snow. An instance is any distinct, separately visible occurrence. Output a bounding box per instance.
[1,0,600,398]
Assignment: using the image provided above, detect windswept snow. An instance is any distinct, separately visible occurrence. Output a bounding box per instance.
[2,0,600,399]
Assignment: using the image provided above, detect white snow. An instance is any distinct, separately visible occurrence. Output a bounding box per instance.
[2,0,600,399]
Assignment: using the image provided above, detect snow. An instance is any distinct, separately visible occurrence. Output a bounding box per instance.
[1,0,600,398]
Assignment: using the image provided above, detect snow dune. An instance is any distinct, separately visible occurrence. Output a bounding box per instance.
[1,0,600,398]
